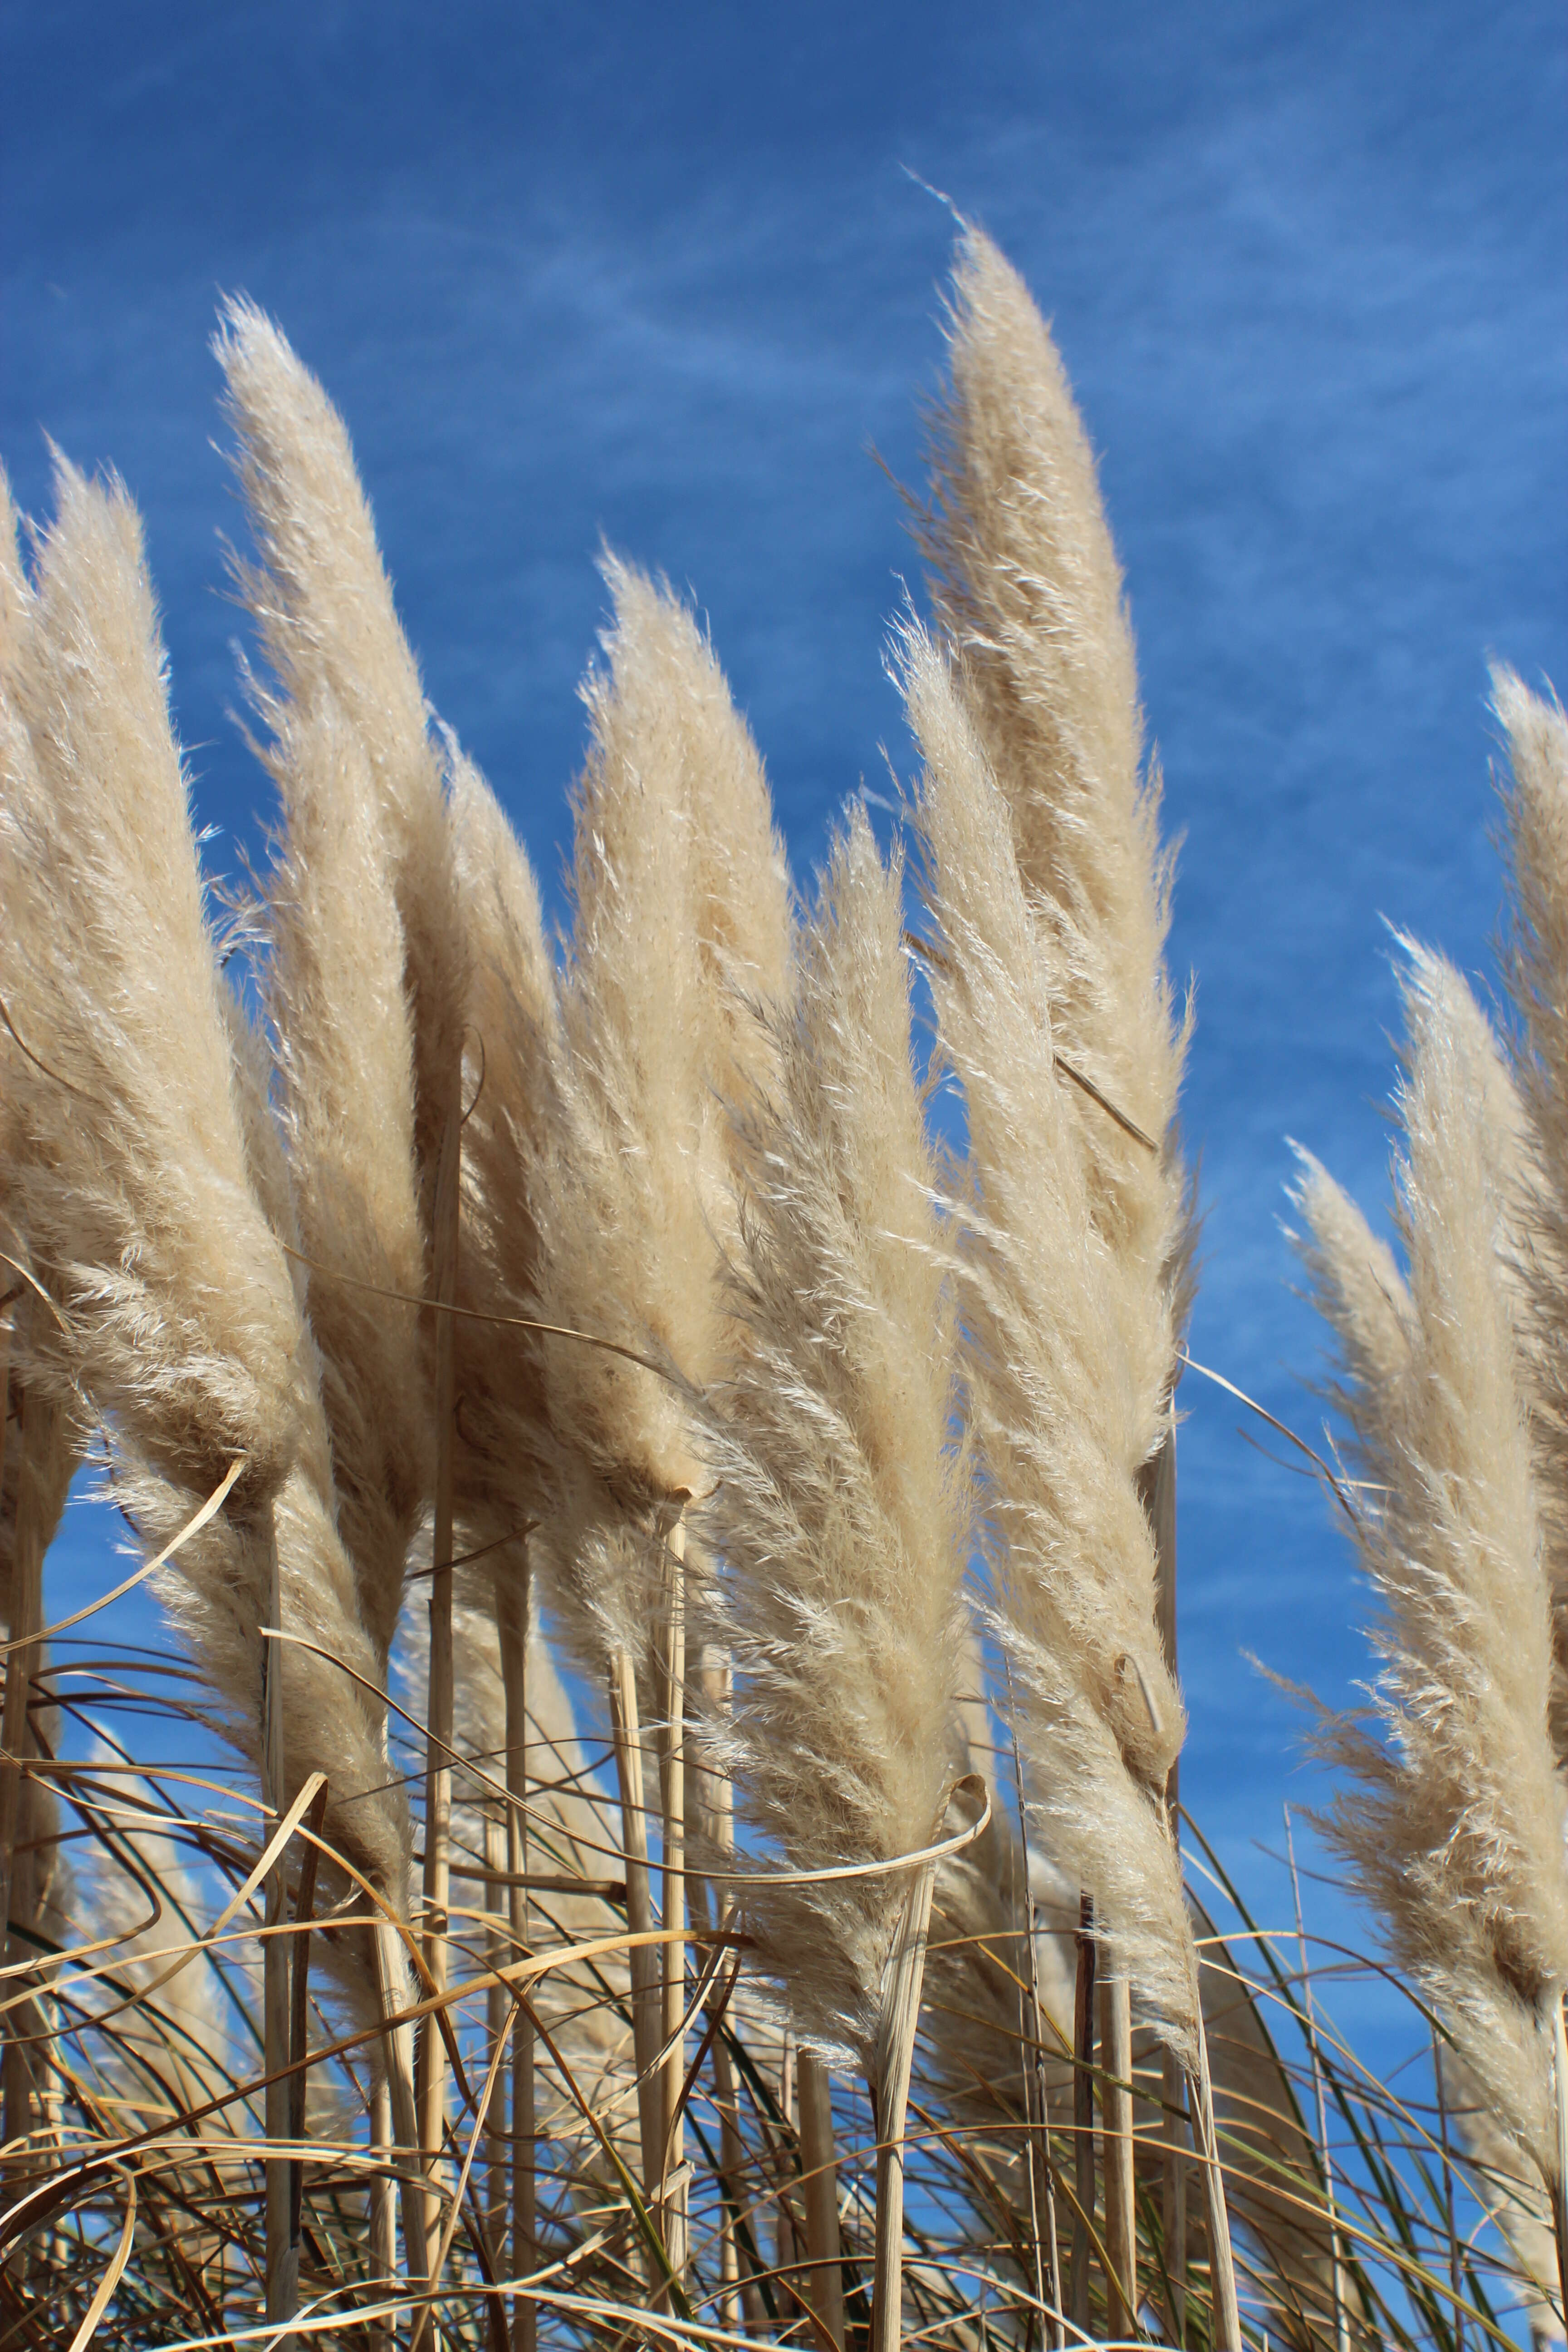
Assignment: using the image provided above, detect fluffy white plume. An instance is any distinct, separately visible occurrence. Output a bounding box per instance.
[907,629,1198,2057]
[0,460,407,1964]
[1294,946,1568,2173]
[694,805,968,2061]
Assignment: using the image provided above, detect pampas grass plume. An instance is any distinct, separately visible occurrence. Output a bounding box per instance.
[1296,944,1568,2174]
[695,802,968,2060]
[906,625,1198,2053]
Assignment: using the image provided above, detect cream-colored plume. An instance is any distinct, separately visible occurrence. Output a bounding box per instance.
[447,751,559,1568]
[1497,668,1568,1766]
[1295,944,1568,2175]
[694,804,968,2060]
[0,463,29,673]
[0,459,407,1962]
[1440,2044,1563,2342]
[261,686,430,1667]
[524,559,739,1673]
[215,298,466,1221]
[1288,1148,1414,1447]
[907,628,1198,2054]
[922,227,1191,1347]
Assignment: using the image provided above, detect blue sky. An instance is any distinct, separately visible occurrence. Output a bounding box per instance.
[4,0,1565,2048]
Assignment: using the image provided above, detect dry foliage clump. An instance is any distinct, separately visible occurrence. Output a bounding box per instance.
[0,229,1559,2352]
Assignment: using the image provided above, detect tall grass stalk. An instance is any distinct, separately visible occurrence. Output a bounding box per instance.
[0,1382,58,2210]
[1072,1893,1098,2336]
[798,2047,846,2352]
[1101,1973,1137,2333]
[657,1511,690,2286]
[416,1101,464,2269]
[5,228,1562,2352]
[870,1857,940,2352]
[261,1510,295,2336]
[495,1569,536,2352]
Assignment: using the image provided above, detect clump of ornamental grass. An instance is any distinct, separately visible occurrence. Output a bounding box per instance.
[3,233,1562,2352]
[692,800,974,2349]
[910,220,1215,2347]
[0,456,409,1951]
[1290,941,1568,2308]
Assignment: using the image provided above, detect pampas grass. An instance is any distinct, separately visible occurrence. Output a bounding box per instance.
[0,458,407,1945]
[1497,669,1568,1768]
[3,230,1561,2352]
[1291,944,1568,2215]
[692,802,970,2347]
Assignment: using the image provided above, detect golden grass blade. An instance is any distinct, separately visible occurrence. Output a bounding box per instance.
[64,2162,136,2352]
[1191,2004,1244,2352]
[0,1455,246,1657]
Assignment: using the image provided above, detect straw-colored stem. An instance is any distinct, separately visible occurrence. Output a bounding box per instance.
[1161,2046,1189,2348]
[1100,1974,1136,2335]
[697,1644,743,2325]
[1022,1935,1063,2350]
[372,1911,429,2295]
[1188,2004,1241,2352]
[1142,1415,1184,2343]
[0,1313,11,1519]
[869,1859,937,2352]
[798,2048,845,2352]
[286,1779,326,2303]
[416,1105,462,2270]
[778,2028,799,2280]
[368,2070,396,2346]
[1284,1808,1343,2352]
[1070,1893,1097,2336]
[657,1511,689,2282]
[484,1807,509,2267]
[0,1390,53,2214]
[497,1575,536,2352]
[1432,2029,1464,2352]
[1551,1993,1568,2341]
[607,1644,664,2247]
[261,1509,296,2338]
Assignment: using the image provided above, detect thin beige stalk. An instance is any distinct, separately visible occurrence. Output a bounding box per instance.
[416,1102,461,2267]
[372,1914,428,2295]
[608,1645,664,2241]
[1144,1412,1190,2341]
[0,1390,57,2201]
[484,1806,508,2267]
[1070,1895,1097,2337]
[870,1860,939,2352]
[368,2070,396,2343]
[797,2048,846,2352]
[1553,1996,1568,2331]
[696,1643,745,2326]
[1190,2006,1243,2352]
[496,1574,537,2352]
[1287,1806,1348,2352]
[657,1512,689,2283]
[262,1511,295,2337]
[1099,1974,1135,2335]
